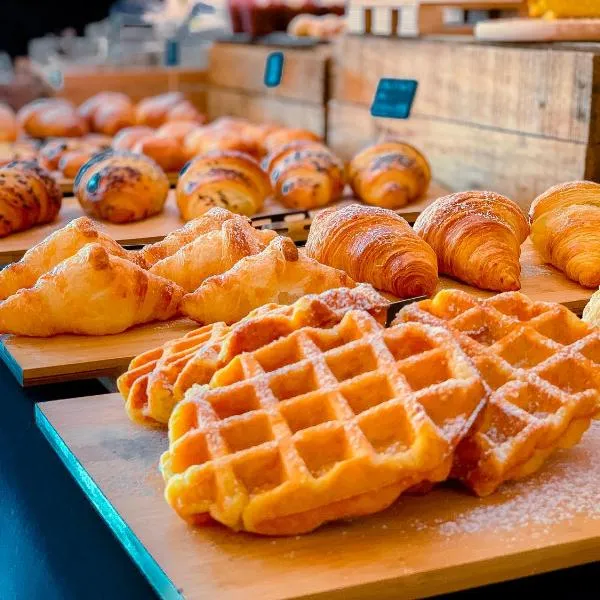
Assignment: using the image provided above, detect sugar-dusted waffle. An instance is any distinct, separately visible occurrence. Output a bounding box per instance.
[396,289,600,496]
[160,311,486,535]
[119,284,389,427]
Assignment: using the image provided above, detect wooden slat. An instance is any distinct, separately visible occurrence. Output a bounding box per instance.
[327,100,595,209]
[208,43,330,104]
[207,88,327,137]
[1,239,593,386]
[332,36,599,144]
[36,393,600,600]
[475,18,600,42]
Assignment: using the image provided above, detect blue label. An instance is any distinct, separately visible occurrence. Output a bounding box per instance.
[165,39,180,66]
[370,78,418,119]
[264,52,284,88]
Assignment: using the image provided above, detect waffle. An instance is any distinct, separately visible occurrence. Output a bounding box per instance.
[395,289,600,496]
[118,285,389,427]
[160,311,486,535]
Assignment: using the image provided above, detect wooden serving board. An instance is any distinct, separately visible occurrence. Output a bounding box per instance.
[0,239,593,387]
[475,18,600,42]
[35,393,600,600]
[57,171,180,195]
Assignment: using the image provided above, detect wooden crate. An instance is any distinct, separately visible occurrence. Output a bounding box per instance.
[206,43,331,137]
[328,36,600,209]
[346,0,526,37]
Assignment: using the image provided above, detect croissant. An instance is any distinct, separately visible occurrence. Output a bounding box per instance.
[413,191,530,292]
[582,288,600,327]
[17,98,88,139]
[78,92,135,135]
[156,121,199,144]
[39,138,109,173]
[112,126,155,151]
[181,236,355,324]
[0,243,184,336]
[0,217,133,300]
[306,204,438,298]
[263,128,321,154]
[150,216,277,291]
[135,207,236,268]
[166,99,205,124]
[75,150,169,223]
[347,141,431,209]
[264,141,345,209]
[176,151,271,219]
[136,92,204,128]
[58,150,96,179]
[183,126,262,160]
[0,103,17,142]
[529,181,600,288]
[131,135,187,172]
[0,140,38,167]
[0,161,62,237]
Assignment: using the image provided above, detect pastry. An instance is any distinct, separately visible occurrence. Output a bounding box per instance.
[264,141,345,209]
[183,126,262,160]
[0,161,62,237]
[263,128,321,154]
[397,289,600,496]
[58,150,97,179]
[75,150,169,223]
[150,215,277,291]
[78,92,135,135]
[306,204,438,299]
[17,98,88,139]
[176,151,271,219]
[156,121,200,144]
[0,216,134,300]
[180,236,355,324]
[0,243,184,336]
[414,191,530,292]
[38,137,109,173]
[112,126,156,151]
[583,288,600,327]
[119,284,389,426]
[0,141,38,167]
[136,92,204,128]
[529,181,600,288]
[161,311,486,534]
[0,104,17,142]
[131,135,187,173]
[528,0,600,18]
[134,207,236,268]
[347,140,431,209]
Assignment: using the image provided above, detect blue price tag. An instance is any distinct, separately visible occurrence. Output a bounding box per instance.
[264,52,284,88]
[370,78,418,119]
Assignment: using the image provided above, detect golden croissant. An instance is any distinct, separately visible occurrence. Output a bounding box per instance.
[414,191,530,291]
[176,151,271,219]
[0,217,134,300]
[529,181,600,288]
[263,141,345,210]
[347,140,431,209]
[582,288,600,326]
[306,204,438,298]
[0,244,184,336]
[0,161,63,237]
[135,207,236,268]
[180,236,355,324]
[150,216,276,291]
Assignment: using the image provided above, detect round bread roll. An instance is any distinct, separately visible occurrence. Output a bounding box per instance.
[0,104,17,142]
[112,126,155,151]
[17,98,88,139]
[131,135,187,172]
[156,121,200,144]
[75,150,169,223]
[263,128,321,154]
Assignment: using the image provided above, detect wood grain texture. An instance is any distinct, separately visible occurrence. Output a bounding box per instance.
[327,100,595,209]
[332,36,599,144]
[37,393,600,600]
[1,238,593,387]
[207,88,327,137]
[209,43,330,104]
[476,18,600,42]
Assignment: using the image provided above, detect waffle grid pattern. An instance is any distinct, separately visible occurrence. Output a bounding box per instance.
[396,290,600,496]
[161,311,486,535]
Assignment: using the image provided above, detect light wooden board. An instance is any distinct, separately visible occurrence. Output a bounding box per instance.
[36,393,600,600]
[476,18,600,42]
[0,238,593,387]
[327,100,596,210]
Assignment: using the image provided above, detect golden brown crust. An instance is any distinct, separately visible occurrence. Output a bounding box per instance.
[0,103,17,142]
[0,160,62,237]
[0,242,184,336]
[136,92,203,128]
[112,126,156,151]
[39,137,109,173]
[58,150,95,179]
[156,121,199,143]
[347,141,431,209]
[263,128,321,154]
[75,150,169,224]
[78,92,135,135]
[176,151,271,219]
[17,98,88,139]
[306,204,438,298]
[529,180,600,288]
[131,135,187,172]
[413,191,530,292]
[180,236,355,324]
[264,141,345,210]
